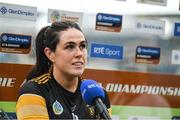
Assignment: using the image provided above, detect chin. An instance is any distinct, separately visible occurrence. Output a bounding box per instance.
[75,72,83,76]
[72,71,84,77]
[69,67,84,76]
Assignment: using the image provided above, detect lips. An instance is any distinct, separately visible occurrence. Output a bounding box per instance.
[72,61,84,66]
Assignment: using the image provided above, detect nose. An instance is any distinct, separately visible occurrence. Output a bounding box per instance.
[75,47,83,57]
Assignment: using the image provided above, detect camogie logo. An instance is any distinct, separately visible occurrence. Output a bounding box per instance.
[50,10,60,23]
[52,100,63,115]
[0,6,7,14]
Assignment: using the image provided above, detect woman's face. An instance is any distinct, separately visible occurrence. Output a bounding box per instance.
[52,28,87,77]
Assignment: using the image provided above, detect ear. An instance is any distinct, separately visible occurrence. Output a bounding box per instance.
[44,47,55,63]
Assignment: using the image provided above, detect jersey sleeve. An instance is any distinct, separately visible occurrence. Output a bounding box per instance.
[16,81,49,120]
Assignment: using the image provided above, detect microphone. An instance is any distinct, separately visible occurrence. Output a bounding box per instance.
[80,79,111,120]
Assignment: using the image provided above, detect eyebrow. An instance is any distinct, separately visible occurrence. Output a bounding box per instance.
[64,40,87,45]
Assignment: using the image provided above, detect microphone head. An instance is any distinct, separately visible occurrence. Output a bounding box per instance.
[80,79,105,105]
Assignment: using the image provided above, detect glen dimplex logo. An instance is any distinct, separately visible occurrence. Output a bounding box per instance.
[0,6,7,14]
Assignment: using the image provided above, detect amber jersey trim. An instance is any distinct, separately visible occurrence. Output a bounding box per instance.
[16,94,49,120]
[30,73,51,84]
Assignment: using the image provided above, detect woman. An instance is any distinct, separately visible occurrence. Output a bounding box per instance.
[16,21,111,119]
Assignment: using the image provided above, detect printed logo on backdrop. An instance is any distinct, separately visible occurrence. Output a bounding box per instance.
[0,77,16,87]
[50,10,60,23]
[82,69,180,108]
[135,46,160,64]
[0,33,32,54]
[174,23,180,36]
[0,63,33,101]
[134,19,165,35]
[0,6,7,14]
[90,43,123,60]
[0,3,37,21]
[137,0,167,6]
[171,50,180,65]
[48,9,83,26]
[95,13,123,32]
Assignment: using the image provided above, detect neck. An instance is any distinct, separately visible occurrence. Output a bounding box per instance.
[53,67,79,93]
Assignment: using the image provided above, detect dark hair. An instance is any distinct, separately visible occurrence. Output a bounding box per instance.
[27,21,83,80]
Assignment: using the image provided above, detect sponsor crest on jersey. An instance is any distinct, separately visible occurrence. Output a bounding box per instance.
[52,100,63,115]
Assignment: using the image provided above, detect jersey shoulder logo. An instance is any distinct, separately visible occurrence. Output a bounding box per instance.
[52,100,63,115]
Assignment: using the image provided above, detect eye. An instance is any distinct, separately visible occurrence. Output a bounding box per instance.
[80,43,87,49]
[65,44,75,50]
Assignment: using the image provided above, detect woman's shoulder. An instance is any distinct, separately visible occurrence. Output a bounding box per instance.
[18,73,51,96]
[29,73,51,84]
[18,79,41,97]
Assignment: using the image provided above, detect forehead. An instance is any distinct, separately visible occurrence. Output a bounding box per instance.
[59,28,85,44]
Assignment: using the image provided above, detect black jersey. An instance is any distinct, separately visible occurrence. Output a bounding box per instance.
[16,73,111,119]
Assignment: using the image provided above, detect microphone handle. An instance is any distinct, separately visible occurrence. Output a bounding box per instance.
[94,98,112,120]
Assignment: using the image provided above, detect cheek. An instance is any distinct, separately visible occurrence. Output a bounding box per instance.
[54,55,68,69]
[54,52,64,63]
